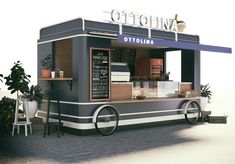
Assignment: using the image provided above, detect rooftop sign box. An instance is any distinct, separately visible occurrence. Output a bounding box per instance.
[109,9,178,32]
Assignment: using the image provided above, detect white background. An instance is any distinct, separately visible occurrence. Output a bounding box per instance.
[0,0,234,113]
[0,1,235,163]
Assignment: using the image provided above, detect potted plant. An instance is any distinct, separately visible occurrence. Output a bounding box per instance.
[41,54,52,78]
[175,14,186,32]
[4,61,31,98]
[200,84,212,111]
[23,85,43,118]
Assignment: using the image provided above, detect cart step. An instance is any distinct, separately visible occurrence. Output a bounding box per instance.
[201,111,212,122]
[208,115,227,124]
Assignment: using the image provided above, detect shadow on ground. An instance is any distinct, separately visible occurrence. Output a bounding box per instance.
[0,123,201,163]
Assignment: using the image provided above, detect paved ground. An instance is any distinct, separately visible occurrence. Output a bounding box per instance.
[0,117,235,164]
[1,88,235,164]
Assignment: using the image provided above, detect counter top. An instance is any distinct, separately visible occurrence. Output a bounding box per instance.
[39,78,72,80]
[107,96,200,104]
[112,82,133,84]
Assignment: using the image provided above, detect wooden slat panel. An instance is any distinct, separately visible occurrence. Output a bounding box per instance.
[54,39,72,77]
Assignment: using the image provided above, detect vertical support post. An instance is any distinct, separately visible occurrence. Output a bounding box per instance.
[181,50,200,95]
[43,100,50,138]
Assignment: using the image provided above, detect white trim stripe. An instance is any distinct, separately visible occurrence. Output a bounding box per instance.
[120,109,183,116]
[38,111,92,119]
[118,115,185,126]
[37,108,183,119]
[40,114,185,130]
[38,34,117,44]
[42,99,107,105]
[43,97,200,106]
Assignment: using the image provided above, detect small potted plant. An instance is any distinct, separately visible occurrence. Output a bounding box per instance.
[200,84,212,111]
[23,85,43,118]
[41,54,52,78]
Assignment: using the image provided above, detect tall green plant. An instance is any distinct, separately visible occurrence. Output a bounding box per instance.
[4,61,31,96]
[0,97,16,134]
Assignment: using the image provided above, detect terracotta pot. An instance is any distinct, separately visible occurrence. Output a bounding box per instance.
[41,69,51,78]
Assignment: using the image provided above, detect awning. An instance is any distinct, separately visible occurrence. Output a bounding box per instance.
[118,35,232,54]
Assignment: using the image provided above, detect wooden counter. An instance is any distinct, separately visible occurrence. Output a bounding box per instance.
[108,96,200,104]
[180,82,192,92]
[111,82,133,101]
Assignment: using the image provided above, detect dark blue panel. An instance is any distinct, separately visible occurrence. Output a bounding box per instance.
[118,35,232,53]
[151,30,175,40]
[40,19,83,38]
[122,25,148,37]
[86,20,119,33]
[178,33,199,43]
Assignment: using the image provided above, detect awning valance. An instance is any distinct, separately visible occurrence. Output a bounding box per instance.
[118,35,232,54]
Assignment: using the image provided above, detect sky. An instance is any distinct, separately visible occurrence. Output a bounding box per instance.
[0,0,234,93]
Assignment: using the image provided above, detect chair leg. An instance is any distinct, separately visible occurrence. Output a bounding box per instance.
[43,124,47,138]
[29,124,32,134]
[17,125,20,134]
[48,125,51,135]
[57,99,63,137]
[61,123,64,136]
[44,99,51,136]
[25,125,28,136]
[12,125,15,136]
[57,125,60,138]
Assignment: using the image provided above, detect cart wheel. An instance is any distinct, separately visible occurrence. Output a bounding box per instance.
[95,105,119,136]
[184,101,201,124]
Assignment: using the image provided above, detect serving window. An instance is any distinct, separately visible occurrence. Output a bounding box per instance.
[54,39,72,78]
[109,46,194,101]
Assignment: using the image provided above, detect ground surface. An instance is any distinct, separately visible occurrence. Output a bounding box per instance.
[0,118,235,164]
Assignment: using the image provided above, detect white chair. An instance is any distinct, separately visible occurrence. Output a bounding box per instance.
[12,96,32,136]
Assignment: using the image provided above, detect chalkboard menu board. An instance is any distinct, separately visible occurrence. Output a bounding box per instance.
[90,48,110,101]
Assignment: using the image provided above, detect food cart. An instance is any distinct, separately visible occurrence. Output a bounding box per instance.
[37,15,231,135]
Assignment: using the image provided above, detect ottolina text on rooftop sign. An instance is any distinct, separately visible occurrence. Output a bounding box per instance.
[110,9,178,32]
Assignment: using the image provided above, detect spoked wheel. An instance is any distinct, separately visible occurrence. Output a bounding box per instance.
[95,105,119,136]
[184,101,201,124]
